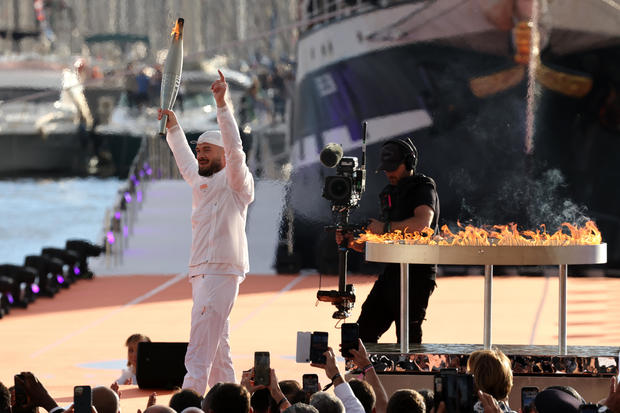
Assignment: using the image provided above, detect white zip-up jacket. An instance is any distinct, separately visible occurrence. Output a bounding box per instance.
[166,106,254,273]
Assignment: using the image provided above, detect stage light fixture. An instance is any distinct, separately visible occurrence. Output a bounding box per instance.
[41,248,81,287]
[0,264,39,307]
[0,275,14,318]
[65,239,103,279]
[24,255,63,296]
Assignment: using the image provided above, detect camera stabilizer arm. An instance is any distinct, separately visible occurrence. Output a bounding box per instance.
[317,210,361,319]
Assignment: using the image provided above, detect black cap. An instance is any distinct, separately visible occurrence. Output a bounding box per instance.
[534,389,582,413]
[376,142,406,172]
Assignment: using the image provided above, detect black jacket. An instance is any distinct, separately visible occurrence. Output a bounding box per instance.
[379,173,440,279]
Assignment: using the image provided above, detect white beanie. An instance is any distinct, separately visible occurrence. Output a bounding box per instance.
[194,130,223,147]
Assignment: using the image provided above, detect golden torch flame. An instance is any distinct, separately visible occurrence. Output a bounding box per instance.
[357,220,602,247]
[170,18,184,40]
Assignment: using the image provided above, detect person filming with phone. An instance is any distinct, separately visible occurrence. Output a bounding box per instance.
[336,137,439,344]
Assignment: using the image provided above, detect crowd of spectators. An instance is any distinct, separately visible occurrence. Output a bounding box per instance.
[3,343,620,413]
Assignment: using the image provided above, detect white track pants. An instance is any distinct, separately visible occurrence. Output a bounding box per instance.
[182,274,241,395]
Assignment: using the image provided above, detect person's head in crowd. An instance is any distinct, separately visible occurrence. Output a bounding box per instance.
[144,406,176,413]
[180,408,204,413]
[201,383,222,412]
[92,385,120,413]
[169,389,203,412]
[348,379,375,413]
[386,389,425,413]
[207,383,250,413]
[125,333,151,371]
[545,386,586,404]
[284,403,319,413]
[280,380,302,399]
[534,388,582,413]
[0,382,10,413]
[278,380,306,405]
[251,388,271,413]
[467,349,513,401]
[309,391,344,413]
[416,389,434,413]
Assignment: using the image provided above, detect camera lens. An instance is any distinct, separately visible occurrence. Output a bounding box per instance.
[324,176,351,202]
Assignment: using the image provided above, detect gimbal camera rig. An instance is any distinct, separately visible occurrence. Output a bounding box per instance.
[317,122,367,319]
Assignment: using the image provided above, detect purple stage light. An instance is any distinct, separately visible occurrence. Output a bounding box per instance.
[124,192,132,203]
[131,174,137,183]
[114,211,121,220]
[31,284,40,294]
[139,170,145,178]
[146,167,153,176]
[74,267,80,275]
[137,190,143,203]
[107,231,115,244]
[57,275,65,284]
[7,293,14,304]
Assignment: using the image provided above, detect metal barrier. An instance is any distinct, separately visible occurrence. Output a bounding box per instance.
[101,134,181,268]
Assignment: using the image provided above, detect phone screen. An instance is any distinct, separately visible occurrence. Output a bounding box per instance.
[14,375,28,407]
[302,374,319,394]
[456,374,475,412]
[521,387,538,413]
[13,375,35,413]
[310,332,328,364]
[73,385,92,413]
[340,323,359,358]
[254,352,270,386]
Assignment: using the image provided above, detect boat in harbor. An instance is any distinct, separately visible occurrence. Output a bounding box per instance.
[0,57,93,176]
[279,0,620,274]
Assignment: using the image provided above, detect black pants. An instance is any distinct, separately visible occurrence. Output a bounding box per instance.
[357,265,436,344]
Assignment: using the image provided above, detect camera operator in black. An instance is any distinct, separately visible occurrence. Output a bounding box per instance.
[338,137,439,343]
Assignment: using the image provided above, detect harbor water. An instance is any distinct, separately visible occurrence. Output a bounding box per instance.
[0,177,121,265]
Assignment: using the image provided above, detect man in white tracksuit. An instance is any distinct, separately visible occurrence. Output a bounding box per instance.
[158,70,254,395]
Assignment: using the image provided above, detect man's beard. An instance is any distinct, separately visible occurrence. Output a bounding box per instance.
[198,158,223,177]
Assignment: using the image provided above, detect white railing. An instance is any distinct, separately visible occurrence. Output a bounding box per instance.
[100,134,181,267]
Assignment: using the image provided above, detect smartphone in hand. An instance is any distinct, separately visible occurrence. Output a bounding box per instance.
[302,374,319,394]
[521,386,538,413]
[296,331,311,363]
[74,385,92,413]
[310,332,328,364]
[13,375,35,413]
[254,351,271,386]
[341,323,359,359]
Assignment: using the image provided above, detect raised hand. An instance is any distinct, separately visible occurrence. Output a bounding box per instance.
[478,391,502,413]
[349,339,370,368]
[211,70,228,108]
[240,368,266,393]
[146,392,157,409]
[18,371,58,412]
[157,108,178,129]
[110,382,120,398]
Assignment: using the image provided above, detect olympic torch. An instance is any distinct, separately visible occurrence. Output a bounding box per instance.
[159,18,184,135]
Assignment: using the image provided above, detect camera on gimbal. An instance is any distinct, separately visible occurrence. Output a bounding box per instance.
[322,156,365,210]
[316,124,368,319]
